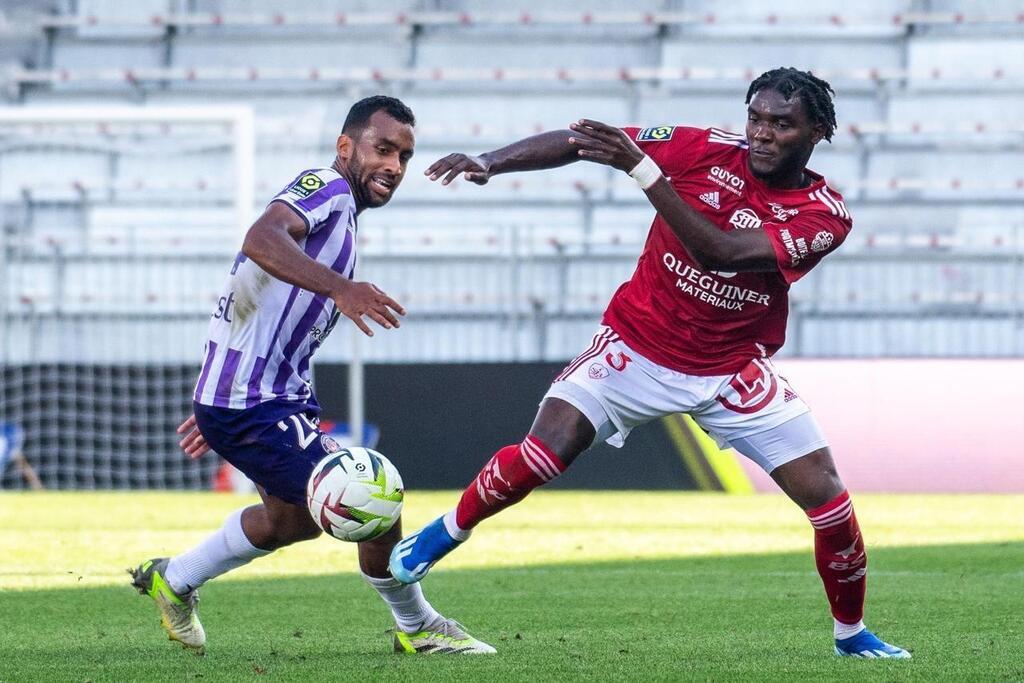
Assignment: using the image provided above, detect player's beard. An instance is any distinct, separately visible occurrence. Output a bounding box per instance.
[348,156,393,209]
[340,157,373,210]
[750,146,810,187]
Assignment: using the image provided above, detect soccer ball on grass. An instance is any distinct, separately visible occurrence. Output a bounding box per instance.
[306,447,404,542]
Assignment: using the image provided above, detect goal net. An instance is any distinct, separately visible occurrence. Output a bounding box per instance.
[0,106,253,489]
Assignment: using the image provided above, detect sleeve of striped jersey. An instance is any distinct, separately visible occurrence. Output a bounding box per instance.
[762,210,851,284]
[269,169,352,234]
[620,126,708,179]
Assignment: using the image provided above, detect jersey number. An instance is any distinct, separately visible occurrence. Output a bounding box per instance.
[277,414,319,449]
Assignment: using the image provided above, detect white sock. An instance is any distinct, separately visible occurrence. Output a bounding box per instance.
[834,618,866,640]
[442,509,472,542]
[164,508,271,594]
[361,572,440,632]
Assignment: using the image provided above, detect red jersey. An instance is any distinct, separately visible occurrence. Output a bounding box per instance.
[603,126,852,376]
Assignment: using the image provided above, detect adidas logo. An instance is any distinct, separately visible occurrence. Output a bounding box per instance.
[699,191,720,209]
[784,388,798,403]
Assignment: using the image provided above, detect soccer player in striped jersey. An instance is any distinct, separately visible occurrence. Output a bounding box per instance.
[130,96,494,655]
[390,69,909,659]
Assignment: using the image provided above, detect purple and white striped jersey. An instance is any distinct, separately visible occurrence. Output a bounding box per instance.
[194,167,356,410]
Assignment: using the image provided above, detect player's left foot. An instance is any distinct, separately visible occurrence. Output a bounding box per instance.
[834,629,911,658]
[393,616,496,654]
[389,515,463,584]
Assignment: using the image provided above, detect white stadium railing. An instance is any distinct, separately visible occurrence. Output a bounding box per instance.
[7,65,1024,88]
[24,10,1024,30]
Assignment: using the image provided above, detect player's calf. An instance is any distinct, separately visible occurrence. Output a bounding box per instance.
[807,490,867,628]
[455,435,567,530]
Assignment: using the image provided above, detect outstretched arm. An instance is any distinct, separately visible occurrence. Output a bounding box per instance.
[569,119,778,273]
[425,130,580,186]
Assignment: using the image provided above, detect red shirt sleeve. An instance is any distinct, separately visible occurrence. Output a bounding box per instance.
[619,126,709,179]
[762,211,851,284]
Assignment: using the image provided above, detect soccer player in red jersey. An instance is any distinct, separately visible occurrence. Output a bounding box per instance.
[390,68,909,658]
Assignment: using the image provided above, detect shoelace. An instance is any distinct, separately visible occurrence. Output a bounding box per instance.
[425,618,469,640]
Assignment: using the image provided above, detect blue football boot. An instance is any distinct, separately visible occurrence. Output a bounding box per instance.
[389,515,464,584]
[835,629,911,658]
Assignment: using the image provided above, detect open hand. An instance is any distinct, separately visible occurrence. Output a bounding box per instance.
[333,280,406,337]
[425,153,492,185]
[177,414,210,459]
[568,119,646,173]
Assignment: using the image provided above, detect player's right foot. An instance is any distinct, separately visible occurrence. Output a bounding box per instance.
[834,629,911,658]
[129,557,206,652]
[389,515,463,584]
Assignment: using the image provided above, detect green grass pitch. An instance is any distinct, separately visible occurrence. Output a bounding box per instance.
[2,491,1022,681]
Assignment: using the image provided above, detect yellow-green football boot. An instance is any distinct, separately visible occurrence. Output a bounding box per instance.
[129,557,205,652]
[394,616,496,654]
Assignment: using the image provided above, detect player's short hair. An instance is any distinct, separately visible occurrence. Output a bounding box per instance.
[745,68,837,142]
[342,95,416,137]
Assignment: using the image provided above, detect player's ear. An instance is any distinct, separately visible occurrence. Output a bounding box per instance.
[336,133,355,163]
[810,122,825,145]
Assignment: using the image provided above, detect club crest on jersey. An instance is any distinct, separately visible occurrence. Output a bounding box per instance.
[588,363,609,380]
[320,434,342,453]
[729,208,762,230]
[768,202,799,222]
[811,230,835,253]
[288,172,325,198]
[635,126,675,141]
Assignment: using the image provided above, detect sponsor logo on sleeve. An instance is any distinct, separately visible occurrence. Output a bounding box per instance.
[288,172,326,198]
[729,208,762,230]
[779,228,801,265]
[811,230,835,253]
[635,126,675,141]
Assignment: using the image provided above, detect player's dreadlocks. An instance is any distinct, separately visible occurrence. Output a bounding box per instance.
[745,68,837,142]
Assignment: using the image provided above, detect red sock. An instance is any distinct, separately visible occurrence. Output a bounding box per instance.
[454,435,566,530]
[806,490,866,625]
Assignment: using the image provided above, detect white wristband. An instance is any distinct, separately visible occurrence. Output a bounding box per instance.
[628,155,663,190]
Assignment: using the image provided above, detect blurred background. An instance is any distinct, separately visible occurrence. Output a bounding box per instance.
[1,0,1022,495]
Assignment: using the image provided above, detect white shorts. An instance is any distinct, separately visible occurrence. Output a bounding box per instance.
[543,326,828,473]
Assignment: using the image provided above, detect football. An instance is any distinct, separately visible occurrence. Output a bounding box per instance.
[306,447,404,542]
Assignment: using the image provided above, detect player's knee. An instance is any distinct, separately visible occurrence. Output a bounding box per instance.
[529,401,594,466]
